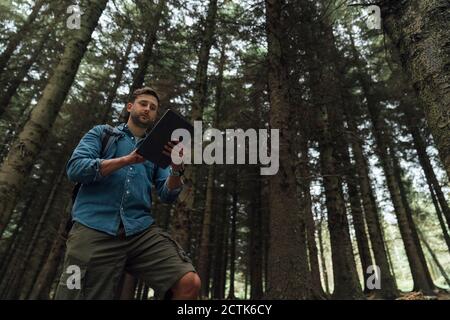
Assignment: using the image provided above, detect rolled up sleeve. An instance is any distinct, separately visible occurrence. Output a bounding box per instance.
[66,126,106,184]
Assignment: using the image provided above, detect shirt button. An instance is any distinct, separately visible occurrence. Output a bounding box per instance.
[126,191,130,194]
[127,179,130,182]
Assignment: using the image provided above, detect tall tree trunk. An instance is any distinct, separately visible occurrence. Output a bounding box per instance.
[302,13,363,299]
[316,103,364,300]
[264,0,310,299]
[344,103,398,299]
[249,172,263,299]
[334,110,373,294]
[102,29,137,123]
[196,40,225,297]
[171,0,218,252]
[380,0,450,178]
[0,0,109,235]
[297,138,326,299]
[366,101,434,295]
[212,174,228,299]
[346,29,435,295]
[391,147,436,291]
[227,170,237,300]
[197,164,215,298]
[127,0,166,95]
[316,208,330,295]
[402,103,450,228]
[429,186,450,251]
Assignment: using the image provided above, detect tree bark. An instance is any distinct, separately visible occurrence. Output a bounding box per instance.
[380,0,450,178]
[264,0,310,299]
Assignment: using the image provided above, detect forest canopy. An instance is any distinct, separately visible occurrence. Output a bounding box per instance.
[0,0,449,300]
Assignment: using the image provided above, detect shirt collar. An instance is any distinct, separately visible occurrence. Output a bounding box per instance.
[118,123,149,139]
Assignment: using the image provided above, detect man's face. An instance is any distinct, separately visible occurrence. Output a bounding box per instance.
[127,94,158,128]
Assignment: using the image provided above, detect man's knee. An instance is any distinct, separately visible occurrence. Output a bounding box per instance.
[172,272,201,296]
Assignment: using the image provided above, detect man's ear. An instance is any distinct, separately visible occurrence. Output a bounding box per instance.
[126,102,133,112]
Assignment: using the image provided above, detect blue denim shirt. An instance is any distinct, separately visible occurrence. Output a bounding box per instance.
[66,123,182,236]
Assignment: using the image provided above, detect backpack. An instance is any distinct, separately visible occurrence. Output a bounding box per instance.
[71,124,121,204]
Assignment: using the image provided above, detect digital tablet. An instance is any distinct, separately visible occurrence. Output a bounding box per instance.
[136,109,194,168]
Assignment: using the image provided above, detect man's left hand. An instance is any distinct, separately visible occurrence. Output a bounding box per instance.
[163,140,184,171]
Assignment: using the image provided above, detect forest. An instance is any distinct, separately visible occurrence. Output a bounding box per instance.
[0,0,449,300]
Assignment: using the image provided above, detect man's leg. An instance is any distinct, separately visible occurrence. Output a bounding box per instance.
[54,222,126,300]
[170,271,201,299]
[127,225,199,300]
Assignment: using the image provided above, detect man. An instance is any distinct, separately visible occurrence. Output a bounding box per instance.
[55,87,200,300]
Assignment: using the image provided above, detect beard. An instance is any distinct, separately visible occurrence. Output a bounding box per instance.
[130,112,154,129]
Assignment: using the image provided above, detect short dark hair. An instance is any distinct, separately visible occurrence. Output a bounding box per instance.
[120,87,160,123]
[130,86,160,106]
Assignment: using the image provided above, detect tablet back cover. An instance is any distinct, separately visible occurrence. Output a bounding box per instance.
[137,109,194,168]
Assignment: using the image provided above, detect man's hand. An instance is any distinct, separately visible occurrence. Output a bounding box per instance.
[123,149,146,165]
[99,149,145,177]
[162,140,185,191]
[162,140,184,171]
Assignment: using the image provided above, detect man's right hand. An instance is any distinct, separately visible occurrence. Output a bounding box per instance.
[99,150,145,177]
[123,149,146,165]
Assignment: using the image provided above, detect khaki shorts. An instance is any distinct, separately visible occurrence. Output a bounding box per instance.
[54,222,196,300]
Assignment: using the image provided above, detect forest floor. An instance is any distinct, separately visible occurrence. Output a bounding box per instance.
[367,291,450,300]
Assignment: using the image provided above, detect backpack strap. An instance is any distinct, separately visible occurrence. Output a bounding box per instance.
[100,124,122,157]
[72,125,121,205]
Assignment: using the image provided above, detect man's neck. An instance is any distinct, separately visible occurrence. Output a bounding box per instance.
[126,120,146,138]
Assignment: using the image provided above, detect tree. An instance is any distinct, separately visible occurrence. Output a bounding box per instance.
[0,0,109,235]
[171,0,218,251]
[380,0,450,178]
[264,0,310,299]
